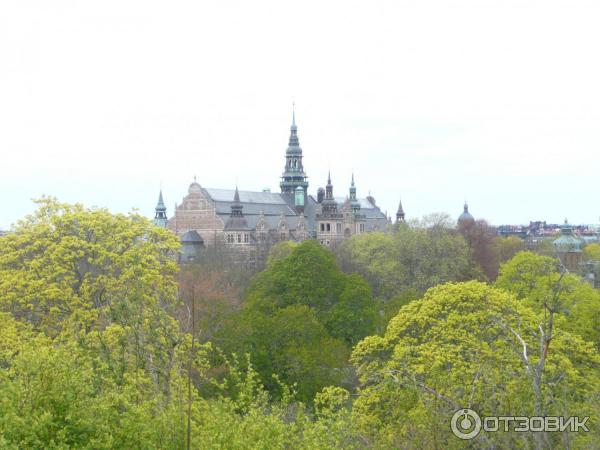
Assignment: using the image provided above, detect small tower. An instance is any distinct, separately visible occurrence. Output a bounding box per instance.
[280,105,309,199]
[225,186,250,237]
[396,198,405,223]
[321,171,337,213]
[349,173,361,213]
[154,190,168,228]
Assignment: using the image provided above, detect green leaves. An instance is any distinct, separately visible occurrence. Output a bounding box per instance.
[351,281,600,449]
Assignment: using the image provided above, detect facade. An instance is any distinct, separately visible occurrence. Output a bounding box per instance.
[153,112,394,258]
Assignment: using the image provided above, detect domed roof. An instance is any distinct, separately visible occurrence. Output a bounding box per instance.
[553,219,583,253]
[458,203,475,226]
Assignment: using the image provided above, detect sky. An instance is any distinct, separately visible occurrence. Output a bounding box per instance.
[1,0,600,230]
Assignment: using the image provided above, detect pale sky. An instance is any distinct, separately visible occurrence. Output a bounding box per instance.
[1,0,599,230]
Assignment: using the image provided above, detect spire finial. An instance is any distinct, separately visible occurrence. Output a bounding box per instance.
[193,175,197,182]
[234,185,240,203]
[292,101,296,127]
[351,172,355,187]
[328,170,331,185]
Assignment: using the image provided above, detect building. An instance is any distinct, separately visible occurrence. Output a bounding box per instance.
[457,202,475,229]
[153,111,393,258]
[553,219,584,272]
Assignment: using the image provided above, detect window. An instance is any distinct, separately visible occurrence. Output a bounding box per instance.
[336,223,342,233]
[237,234,242,243]
[359,224,365,233]
[320,223,325,232]
[326,223,331,232]
[244,233,249,243]
[227,233,234,244]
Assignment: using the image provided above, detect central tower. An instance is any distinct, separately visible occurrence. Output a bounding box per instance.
[280,106,309,198]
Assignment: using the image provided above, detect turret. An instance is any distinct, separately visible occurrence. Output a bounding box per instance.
[154,190,168,228]
[349,173,361,213]
[224,186,250,230]
[396,198,405,223]
[321,171,337,213]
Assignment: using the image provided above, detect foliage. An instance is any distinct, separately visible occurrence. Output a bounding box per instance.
[336,223,472,302]
[496,251,600,348]
[351,281,600,449]
[0,197,180,336]
[459,219,501,281]
[494,235,525,263]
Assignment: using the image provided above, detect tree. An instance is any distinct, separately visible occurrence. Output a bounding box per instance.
[219,241,377,401]
[334,232,404,300]
[459,219,500,281]
[225,305,349,402]
[335,221,472,302]
[0,197,180,335]
[351,282,600,449]
[496,251,600,350]
[494,235,525,264]
[244,240,378,344]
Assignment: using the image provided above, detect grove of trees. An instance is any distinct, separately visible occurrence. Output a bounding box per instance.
[1,199,599,449]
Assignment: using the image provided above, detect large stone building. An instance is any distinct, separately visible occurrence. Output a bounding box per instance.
[154,112,394,261]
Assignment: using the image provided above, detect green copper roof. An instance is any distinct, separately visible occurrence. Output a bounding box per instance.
[553,220,584,253]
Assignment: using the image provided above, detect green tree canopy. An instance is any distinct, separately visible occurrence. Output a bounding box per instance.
[496,251,600,348]
[336,221,472,301]
[351,281,600,449]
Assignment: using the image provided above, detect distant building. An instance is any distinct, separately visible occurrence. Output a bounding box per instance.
[152,110,393,262]
[457,202,475,229]
[553,219,584,272]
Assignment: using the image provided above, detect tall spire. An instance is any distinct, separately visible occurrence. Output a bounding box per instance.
[280,105,308,196]
[349,173,360,213]
[396,198,405,223]
[154,189,168,228]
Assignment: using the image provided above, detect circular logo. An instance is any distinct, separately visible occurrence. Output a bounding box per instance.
[451,408,482,440]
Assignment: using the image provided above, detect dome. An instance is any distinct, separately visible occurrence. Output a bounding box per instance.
[553,220,583,253]
[458,203,475,227]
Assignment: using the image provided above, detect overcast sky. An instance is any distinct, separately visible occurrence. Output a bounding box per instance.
[1,0,599,229]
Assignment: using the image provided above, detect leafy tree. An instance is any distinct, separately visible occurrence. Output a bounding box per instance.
[220,240,377,402]
[245,240,377,344]
[351,281,600,449]
[325,274,379,346]
[335,232,404,300]
[459,219,500,281]
[336,221,472,302]
[584,242,600,262]
[494,235,525,263]
[496,251,600,349]
[0,197,180,335]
